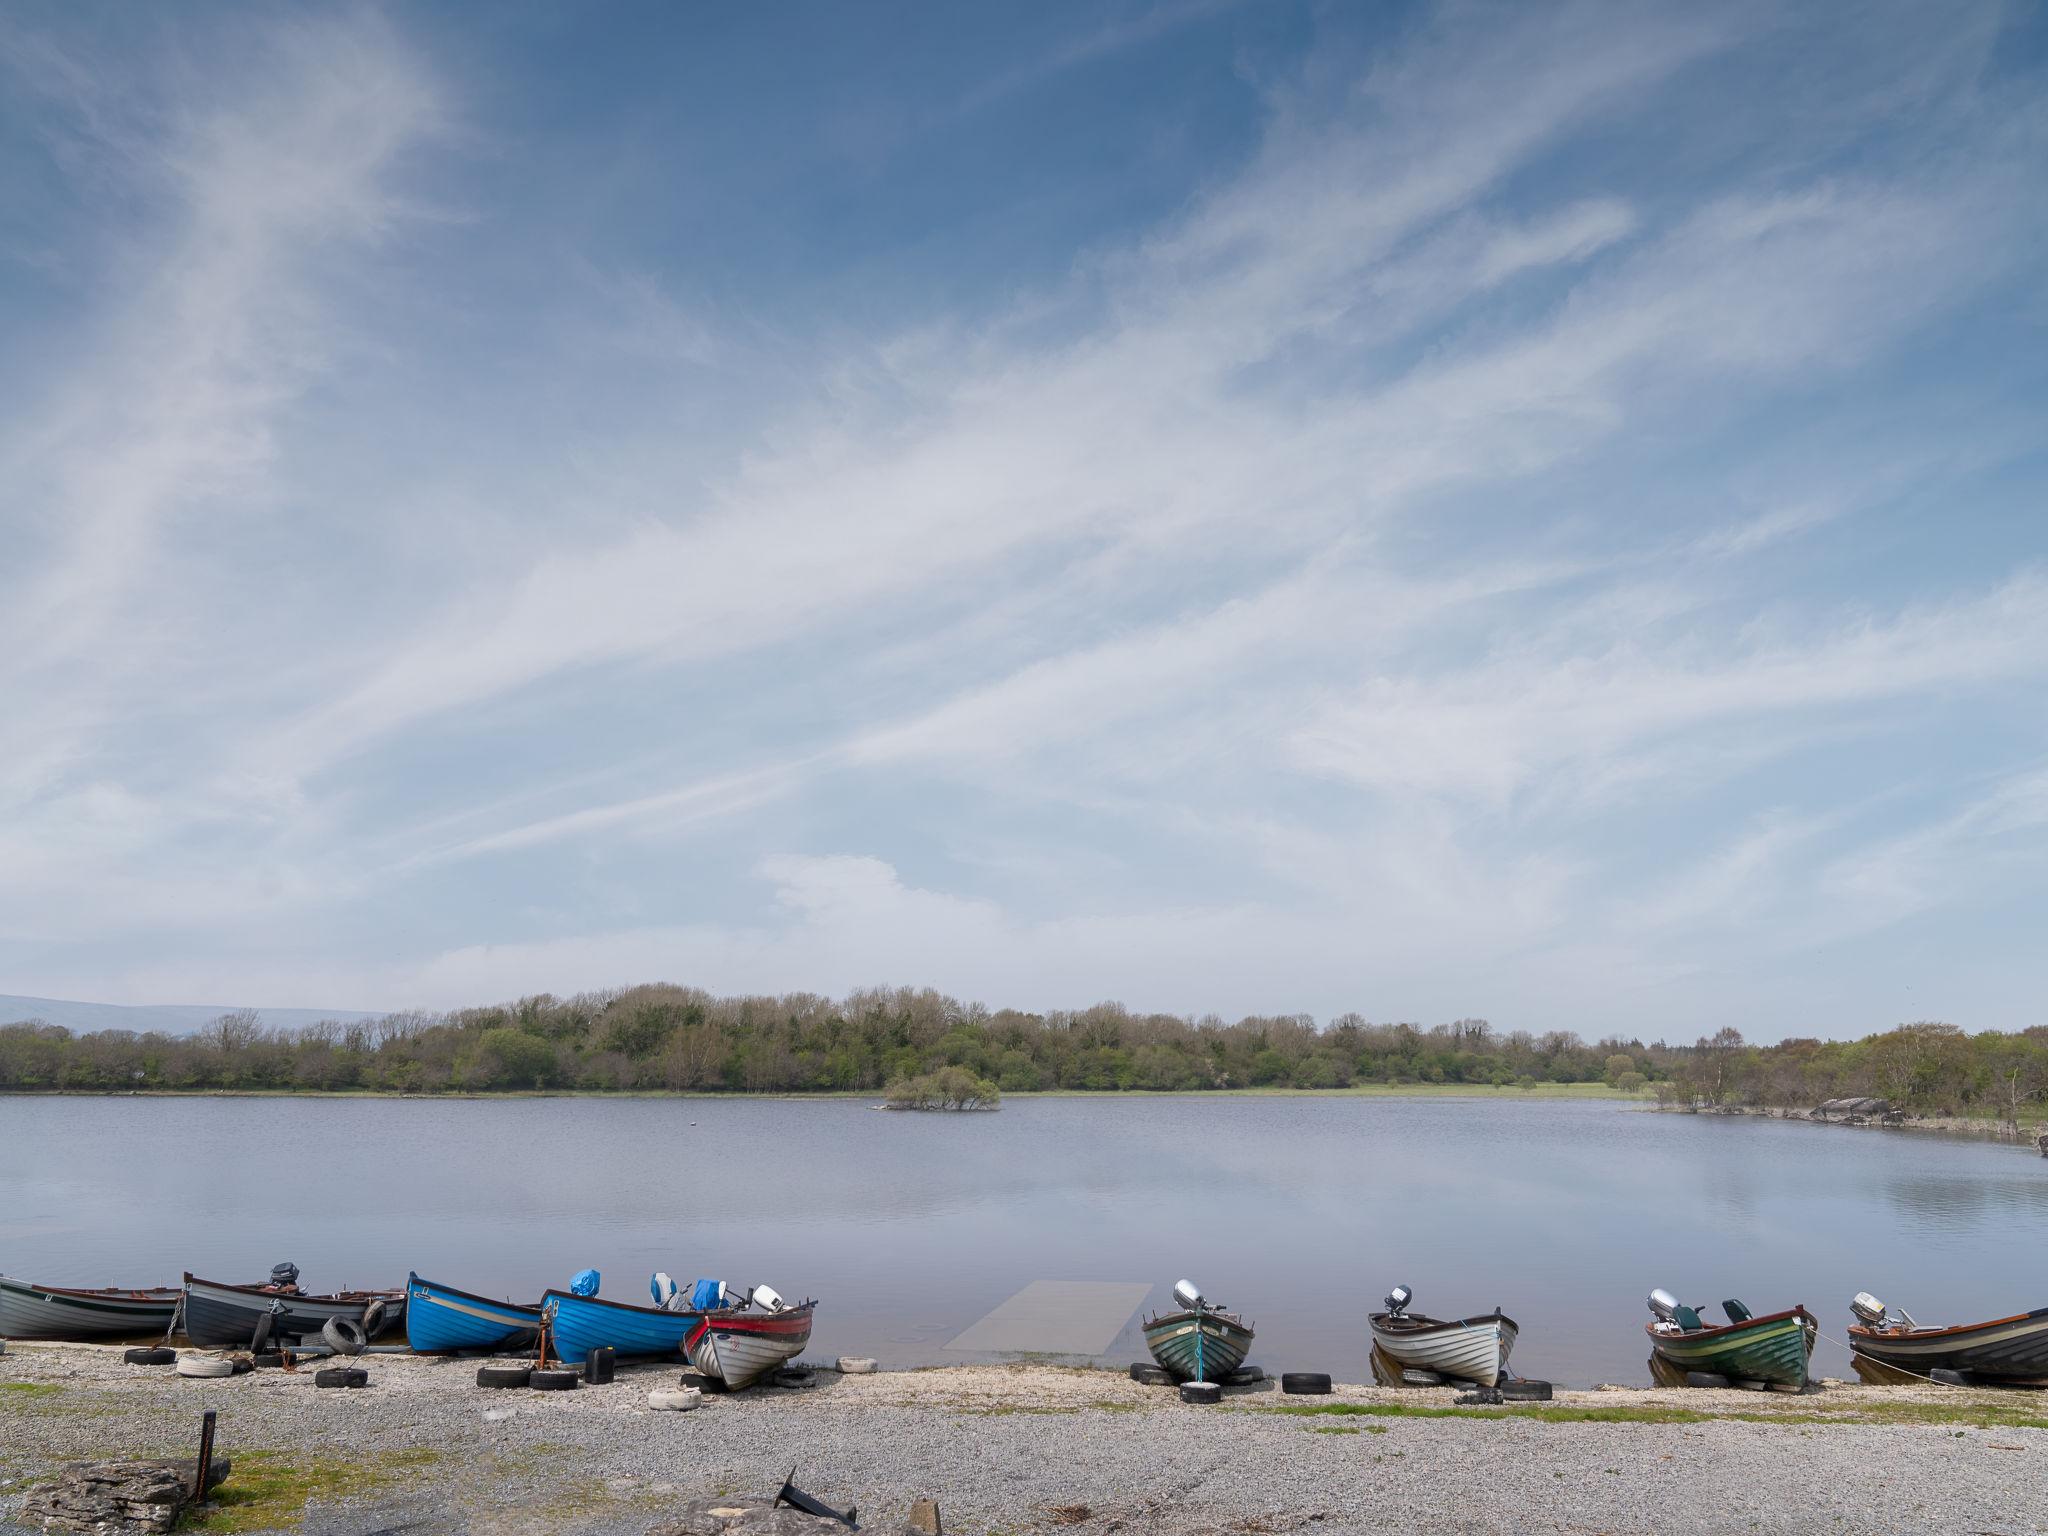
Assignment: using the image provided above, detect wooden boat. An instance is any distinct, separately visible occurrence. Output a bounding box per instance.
[404,1272,540,1354]
[1143,1282,1254,1384]
[1646,1295,1814,1388]
[541,1287,701,1363]
[181,1273,405,1351]
[1848,1296,2048,1384]
[684,1301,816,1389]
[1369,1296,1518,1387]
[0,1274,181,1341]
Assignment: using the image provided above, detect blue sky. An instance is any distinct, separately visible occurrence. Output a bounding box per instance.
[2,0,2044,1041]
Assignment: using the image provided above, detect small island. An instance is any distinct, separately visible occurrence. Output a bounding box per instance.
[883,1065,1000,1111]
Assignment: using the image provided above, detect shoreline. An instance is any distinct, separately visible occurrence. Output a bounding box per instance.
[1653,1102,2047,1154]
[4,1347,2045,1535]
[0,1082,1643,1103]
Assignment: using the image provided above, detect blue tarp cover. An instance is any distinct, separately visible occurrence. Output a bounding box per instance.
[690,1277,725,1311]
[570,1268,600,1297]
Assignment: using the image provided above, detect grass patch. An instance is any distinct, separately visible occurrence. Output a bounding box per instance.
[1260,1398,2048,1431]
[0,1383,62,1399]
[186,1448,443,1533]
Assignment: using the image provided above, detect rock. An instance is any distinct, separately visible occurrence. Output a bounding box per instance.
[906,1496,941,1534]
[651,1494,852,1535]
[835,1356,878,1374]
[21,1457,230,1535]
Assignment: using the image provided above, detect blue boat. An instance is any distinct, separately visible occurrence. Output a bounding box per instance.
[542,1287,701,1362]
[405,1272,540,1354]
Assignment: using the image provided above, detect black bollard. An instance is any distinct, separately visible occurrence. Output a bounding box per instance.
[194,1410,217,1505]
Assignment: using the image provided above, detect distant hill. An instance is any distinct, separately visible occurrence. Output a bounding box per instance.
[0,994,384,1036]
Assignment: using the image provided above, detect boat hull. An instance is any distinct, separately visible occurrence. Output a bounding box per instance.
[0,1275,181,1341]
[1369,1311,1518,1387]
[1849,1306,2048,1383]
[1647,1307,1815,1387]
[181,1274,405,1350]
[405,1273,540,1354]
[1142,1308,1253,1383]
[684,1304,816,1389]
[542,1288,701,1363]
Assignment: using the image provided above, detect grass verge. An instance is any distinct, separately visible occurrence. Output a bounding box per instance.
[185,1447,443,1533]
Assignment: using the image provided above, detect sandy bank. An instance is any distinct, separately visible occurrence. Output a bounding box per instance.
[3,1345,2044,1535]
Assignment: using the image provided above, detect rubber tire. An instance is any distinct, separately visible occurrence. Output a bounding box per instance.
[1499,1379,1552,1402]
[648,1386,702,1412]
[248,1313,273,1355]
[314,1367,368,1388]
[773,1367,817,1389]
[125,1348,177,1366]
[1281,1372,1332,1395]
[1222,1366,1264,1385]
[1455,1388,1505,1406]
[253,1352,283,1368]
[529,1369,580,1392]
[1929,1368,1973,1387]
[1129,1363,1173,1385]
[229,1356,254,1375]
[1179,1381,1222,1405]
[177,1355,234,1378]
[835,1357,878,1374]
[1400,1368,1444,1387]
[477,1366,532,1389]
[322,1317,367,1356]
[1731,1378,1770,1392]
[360,1300,388,1338]
[1684,1371,1731,1389]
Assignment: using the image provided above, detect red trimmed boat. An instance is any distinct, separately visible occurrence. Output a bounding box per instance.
[684,1294,815,1389]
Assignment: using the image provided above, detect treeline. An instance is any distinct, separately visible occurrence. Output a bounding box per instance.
[0,988,2038,1121]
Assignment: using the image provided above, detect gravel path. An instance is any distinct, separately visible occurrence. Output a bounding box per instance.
[3,1345,2045,1534]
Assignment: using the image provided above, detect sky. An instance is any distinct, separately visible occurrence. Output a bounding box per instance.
[1,1,2044,1043]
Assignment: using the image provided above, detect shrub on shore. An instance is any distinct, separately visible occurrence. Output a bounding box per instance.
[884,1065,1000,1111]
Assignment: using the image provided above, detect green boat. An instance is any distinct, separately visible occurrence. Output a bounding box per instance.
[1143,1280,1254,1383]
[1646,1292,1815,1388]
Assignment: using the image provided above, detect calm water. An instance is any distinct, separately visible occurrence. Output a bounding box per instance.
[4,1094,2044,1385]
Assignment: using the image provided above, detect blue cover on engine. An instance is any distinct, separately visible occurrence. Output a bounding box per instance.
[690,1277,725,1311]
[570,1268,600,1297]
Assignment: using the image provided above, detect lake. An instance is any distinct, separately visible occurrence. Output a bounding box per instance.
[4,1093,2044,1385]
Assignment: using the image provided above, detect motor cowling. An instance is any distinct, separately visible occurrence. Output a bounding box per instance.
[1172,1279,1203,1312]
[1851,1292,1889,1328]
[1648,1288,1680,1324]
[751,1284,786,1313]
[269,1262,300,1290]
[1385,1284,1413,1317]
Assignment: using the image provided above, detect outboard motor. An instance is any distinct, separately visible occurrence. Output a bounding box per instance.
[1385,1285,1413,1318]
[752,1284,787,1313]
[269,1262,300,1291]
[651,1272,678,1310]
[1851,1292,1889,1328]
[1647,1288,1680,1325]
[1172,1279,1204,1312]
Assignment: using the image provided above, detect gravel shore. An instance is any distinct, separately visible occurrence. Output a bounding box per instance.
[4,1343,2044,1535]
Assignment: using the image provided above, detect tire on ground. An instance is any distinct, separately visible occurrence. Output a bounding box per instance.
[1684,1371,1731,1389]
[1280,1372,1332,1395]
[176,1354,234,1379]
[1128,1363,1172,1385]
[1179,1381,1222,1405]
[125,1347,177,1366]
[648,1387,702,1412]
[360,1300,388,1338]
[1499,1379,1553,1401]
[322,1316,367,1356]
[1222,1366,1264,1385]
[477,1365,532,1389]
[529,1369,580,1392]
[835,1357,878,1374]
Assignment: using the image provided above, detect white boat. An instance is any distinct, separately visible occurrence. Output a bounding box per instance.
[1368,1285,1518,1387]
[683,1296,815,1390]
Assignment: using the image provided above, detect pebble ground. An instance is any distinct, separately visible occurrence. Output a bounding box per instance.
[3,1344,2044,1534]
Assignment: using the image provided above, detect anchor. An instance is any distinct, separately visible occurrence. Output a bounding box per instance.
[775,1466,858,1528]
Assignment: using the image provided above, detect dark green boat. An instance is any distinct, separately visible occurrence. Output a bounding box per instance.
[1646,1292,1814,1388]
[1143,1279,1253,1383]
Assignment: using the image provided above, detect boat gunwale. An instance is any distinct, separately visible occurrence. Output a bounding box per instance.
[1369,1310,1518,1338]
[1645,1305,1814,1348]
[408,1272,540,1316]
[1142,1307,1252,1332]
[184,1272,402,1307]
[1847,1304,2048,1343]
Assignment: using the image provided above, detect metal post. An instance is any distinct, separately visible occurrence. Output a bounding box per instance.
[1194,1298,1205,1384]
[194,1410,217,1507]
